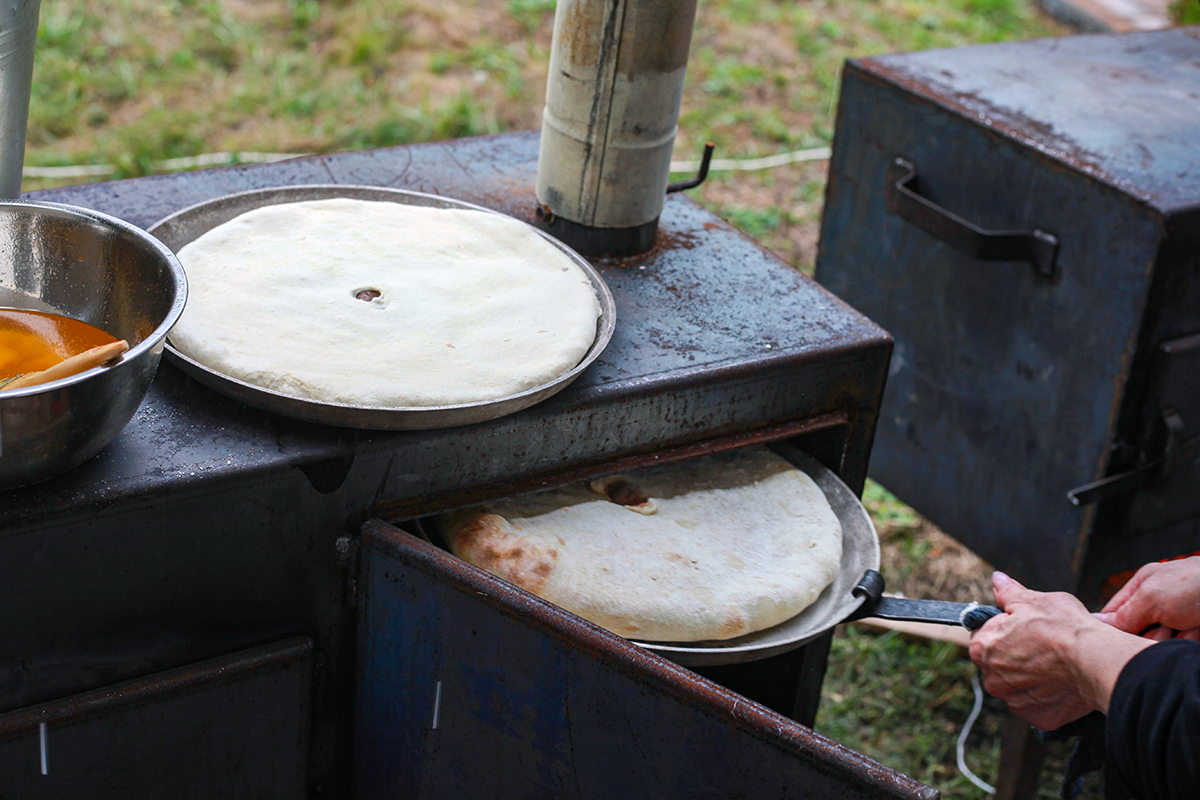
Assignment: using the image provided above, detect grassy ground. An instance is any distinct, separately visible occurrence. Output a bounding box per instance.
[23,0,1094,796]
[26,0,1063,277]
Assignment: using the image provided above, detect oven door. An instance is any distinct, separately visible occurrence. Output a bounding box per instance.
[351,519,935,800]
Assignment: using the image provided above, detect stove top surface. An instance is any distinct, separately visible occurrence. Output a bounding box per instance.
[4,132,888,524]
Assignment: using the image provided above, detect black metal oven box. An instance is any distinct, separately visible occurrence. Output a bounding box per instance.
[814,27,1200,598]
[1,133,908,797]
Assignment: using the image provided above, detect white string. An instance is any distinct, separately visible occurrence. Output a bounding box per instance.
[957,672,996,795]
[24,146,832,181]
[39,721,47,776]
[22,152,303,179]
[670,146,832,173]
[431,679,442,730]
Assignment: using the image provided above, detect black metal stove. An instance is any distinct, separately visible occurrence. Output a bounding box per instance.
[0,132,903,797]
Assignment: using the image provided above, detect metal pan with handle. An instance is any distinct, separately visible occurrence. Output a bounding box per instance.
[408,441,1000,668]
[637,442,1000,667]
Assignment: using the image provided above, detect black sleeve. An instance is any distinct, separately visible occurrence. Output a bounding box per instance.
[1105,639,1200,800]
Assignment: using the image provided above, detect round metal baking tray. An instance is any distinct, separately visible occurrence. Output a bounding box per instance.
[635,446,881,667]
[148,185,615,430]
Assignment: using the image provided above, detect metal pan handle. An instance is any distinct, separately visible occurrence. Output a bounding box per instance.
[847,569,1001,632]
[886,157,1059,281]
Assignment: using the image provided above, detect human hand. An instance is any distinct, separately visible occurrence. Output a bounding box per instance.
[969,572,1153,731]
[1099,557,1200,641]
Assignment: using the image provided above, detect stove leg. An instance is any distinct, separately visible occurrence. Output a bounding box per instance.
[691,629,834,727]
[994,713,1047,800]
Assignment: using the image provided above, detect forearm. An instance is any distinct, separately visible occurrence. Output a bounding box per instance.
[1070,623,1155,714]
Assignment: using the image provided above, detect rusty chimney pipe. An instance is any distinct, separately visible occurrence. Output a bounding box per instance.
[534,0,698,256]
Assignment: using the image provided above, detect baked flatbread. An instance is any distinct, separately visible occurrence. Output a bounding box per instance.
[440,446,843,642]
[170,198,600,406]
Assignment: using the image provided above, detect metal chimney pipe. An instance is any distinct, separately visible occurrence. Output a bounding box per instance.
[535,0,698,256]
[0,0,39,199]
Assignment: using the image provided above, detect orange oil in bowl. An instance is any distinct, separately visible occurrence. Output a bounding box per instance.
[0,308,120,380]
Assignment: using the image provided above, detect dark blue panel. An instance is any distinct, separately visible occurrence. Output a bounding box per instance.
[0,638,311,799]
[354,520,936,800]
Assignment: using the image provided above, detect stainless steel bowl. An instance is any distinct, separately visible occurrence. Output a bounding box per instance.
[0,200,187,489]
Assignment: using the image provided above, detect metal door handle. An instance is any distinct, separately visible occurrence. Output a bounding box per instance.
[886,157,1060,281]
[847,569,1001,632]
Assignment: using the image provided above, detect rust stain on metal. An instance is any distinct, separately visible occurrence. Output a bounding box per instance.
[857,60,1155,202]
[618,0,698,77]
[559,0,605,68]
[663,281,702,305]
[587,226,699,269]
[370,414,850,521]
[660,228,701,250]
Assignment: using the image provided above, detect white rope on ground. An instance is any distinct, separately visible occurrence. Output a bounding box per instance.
[156,151,302,170]
[22,151,304,179]
[957,671,997,795]
[670,146,832,173]
[22,163,115,178]
[24,147,831,180]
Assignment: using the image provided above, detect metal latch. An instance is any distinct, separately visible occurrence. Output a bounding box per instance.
[1067,408,1200,506]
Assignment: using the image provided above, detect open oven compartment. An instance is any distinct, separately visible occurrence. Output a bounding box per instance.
[373,429,877,722]
[393,437,877,664]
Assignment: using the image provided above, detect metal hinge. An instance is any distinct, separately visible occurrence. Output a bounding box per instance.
[334,534,361,608]
[1067,408,1200,506]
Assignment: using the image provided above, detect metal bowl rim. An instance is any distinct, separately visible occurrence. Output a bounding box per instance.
[0,199,188,397]
[148,184,615,428]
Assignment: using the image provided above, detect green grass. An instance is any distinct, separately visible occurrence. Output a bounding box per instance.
[822,624,1093,799]
[25,0,1064,193]
[1172,0,1200,23]
[864,479,922,530]
[821,626,1003,796]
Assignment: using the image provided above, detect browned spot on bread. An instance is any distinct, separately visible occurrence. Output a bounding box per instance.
[444,510,558,595]
[589,476,657,514]
[718,608,748,639]
[601,477,649,507]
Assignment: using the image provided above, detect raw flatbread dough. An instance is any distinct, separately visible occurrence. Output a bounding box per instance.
[170,198,600,406]
[440,446,843,642]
